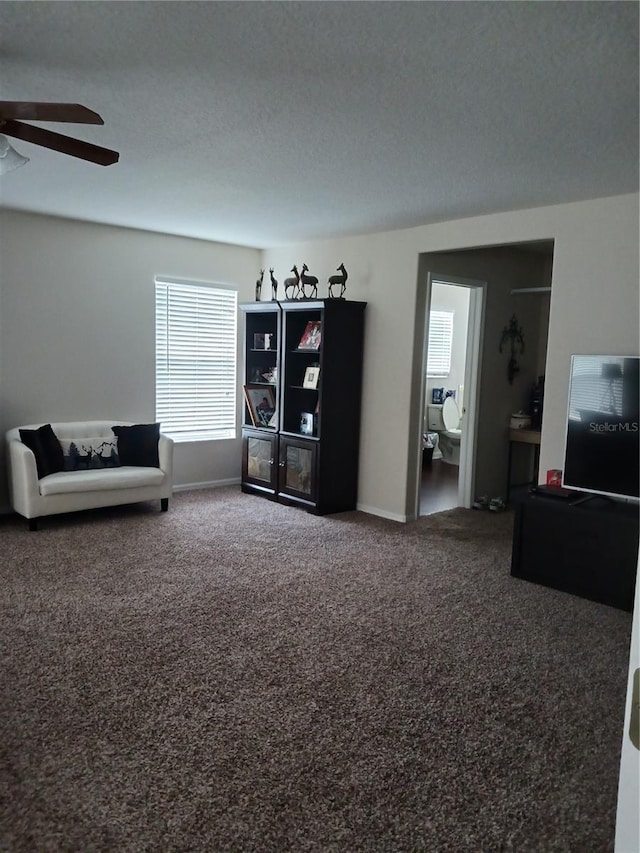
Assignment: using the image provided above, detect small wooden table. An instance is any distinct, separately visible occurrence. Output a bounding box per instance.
[507,428,541,500]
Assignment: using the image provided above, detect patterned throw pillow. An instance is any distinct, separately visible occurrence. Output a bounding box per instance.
[58,437,121,471]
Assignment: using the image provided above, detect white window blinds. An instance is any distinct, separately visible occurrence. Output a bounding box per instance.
[568,356,624,422]
[155,278,238,441]
[426,310,454,377]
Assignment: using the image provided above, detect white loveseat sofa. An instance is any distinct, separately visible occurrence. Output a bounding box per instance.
[6,421,173,530]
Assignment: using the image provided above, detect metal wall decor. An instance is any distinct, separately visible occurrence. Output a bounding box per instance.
[499,314,525,384]
[328,263,348,298]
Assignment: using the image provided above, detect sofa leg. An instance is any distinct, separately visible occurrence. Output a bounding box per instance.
[28,518,38,532]
[161,498,169,512]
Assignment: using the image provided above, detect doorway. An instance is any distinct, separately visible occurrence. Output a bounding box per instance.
[410,242,555,521]
[419,275,485,516]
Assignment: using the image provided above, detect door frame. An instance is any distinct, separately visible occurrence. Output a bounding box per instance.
[417,273,486,514]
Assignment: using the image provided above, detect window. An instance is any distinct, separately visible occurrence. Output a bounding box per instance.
[155,278,238,441]
[426,310,454,377]
[568,356,624,422]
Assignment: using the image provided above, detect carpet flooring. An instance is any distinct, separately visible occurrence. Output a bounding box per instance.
[0,488,633,852]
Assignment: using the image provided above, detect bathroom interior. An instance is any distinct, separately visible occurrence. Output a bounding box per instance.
[420,265,552,516]
[421,281,471,515]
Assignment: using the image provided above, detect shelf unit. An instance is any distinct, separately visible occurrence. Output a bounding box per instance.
[240,299,366,514]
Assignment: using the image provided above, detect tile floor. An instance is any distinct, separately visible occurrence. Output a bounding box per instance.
[419,458,460,516]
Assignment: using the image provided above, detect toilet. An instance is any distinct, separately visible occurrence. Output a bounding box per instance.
[427,396,462,465]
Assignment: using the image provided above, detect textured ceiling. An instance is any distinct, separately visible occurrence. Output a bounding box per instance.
[0,1,638,248]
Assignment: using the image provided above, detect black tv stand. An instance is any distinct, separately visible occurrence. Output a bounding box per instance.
[511,493,639,611]
[528,484,579,501]
[570,493,616,508]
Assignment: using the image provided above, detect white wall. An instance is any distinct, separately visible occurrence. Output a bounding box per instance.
[263,193,639,520]
[2,195,637,521]
[0,211,260,509]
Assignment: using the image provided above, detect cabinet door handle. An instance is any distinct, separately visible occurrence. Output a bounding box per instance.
[279,461,285,467]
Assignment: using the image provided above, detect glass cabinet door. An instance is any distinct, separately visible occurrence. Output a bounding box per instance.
[242,430,277,493]
[278,436,317,504]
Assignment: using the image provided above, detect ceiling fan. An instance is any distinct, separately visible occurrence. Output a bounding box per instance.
[0,101,119,170]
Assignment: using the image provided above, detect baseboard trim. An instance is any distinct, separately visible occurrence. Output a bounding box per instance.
[356,502,408,523]
[173,478,241,493]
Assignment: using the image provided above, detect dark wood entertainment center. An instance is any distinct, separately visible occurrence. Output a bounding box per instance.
[511,491,639,612]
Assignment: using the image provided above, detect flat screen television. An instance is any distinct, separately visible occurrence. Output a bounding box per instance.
[563,355,639,501]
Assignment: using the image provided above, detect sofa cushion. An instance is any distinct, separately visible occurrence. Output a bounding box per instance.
[112,423,160,467]
[19,424,65,478]
[39,466,165,496]
[59,437,120,471]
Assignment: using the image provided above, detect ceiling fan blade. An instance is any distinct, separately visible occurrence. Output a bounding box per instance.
[0,102,104,125]
[1,120,119,166]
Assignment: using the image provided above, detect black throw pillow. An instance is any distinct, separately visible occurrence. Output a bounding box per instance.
[112,423,160,467]
[19,424,65,479]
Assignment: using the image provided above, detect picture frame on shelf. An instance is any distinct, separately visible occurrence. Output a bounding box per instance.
[300,412,315,436]
[303,366,320,389]
[253,333,273,350]
[297,321,322,350]
[244,384,277,428]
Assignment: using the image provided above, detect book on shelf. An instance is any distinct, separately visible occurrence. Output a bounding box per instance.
[297,321,322,350]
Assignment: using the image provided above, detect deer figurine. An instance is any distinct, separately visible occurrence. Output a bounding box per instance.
[269,268,278,301]
[300,263,318,299]
[328,263,348,298]
[255,268,264,302]
[283,265,300,299]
